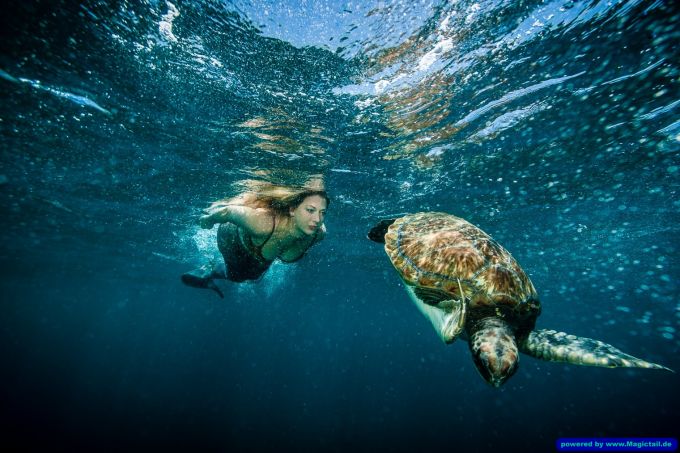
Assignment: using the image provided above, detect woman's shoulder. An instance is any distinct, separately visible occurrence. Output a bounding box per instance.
[229,206,274,237]
[249,208,277,235]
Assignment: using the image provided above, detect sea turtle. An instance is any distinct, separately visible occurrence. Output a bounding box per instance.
[368,212,672,387]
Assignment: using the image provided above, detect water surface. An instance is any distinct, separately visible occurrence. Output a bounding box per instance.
[1,0,678,450]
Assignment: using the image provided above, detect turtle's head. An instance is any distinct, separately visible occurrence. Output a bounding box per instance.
[468,317,519,387]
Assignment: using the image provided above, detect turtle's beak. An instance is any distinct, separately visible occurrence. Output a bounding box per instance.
[472,344,519,388]
[488,370,513,388]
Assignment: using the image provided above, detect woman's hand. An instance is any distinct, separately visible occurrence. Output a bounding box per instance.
[199,202,231,229]
[199,214,216,229]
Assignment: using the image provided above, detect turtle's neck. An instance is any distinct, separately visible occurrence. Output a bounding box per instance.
[467,316,515,339]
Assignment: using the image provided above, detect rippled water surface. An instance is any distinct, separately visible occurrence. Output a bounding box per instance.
[1,0,679,450]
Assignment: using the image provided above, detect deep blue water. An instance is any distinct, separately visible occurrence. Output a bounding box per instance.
[1,0,679,451]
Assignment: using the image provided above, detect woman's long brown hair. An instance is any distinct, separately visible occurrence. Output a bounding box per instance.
[210,179,330,217]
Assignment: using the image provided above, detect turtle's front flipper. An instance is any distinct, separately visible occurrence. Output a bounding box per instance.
[518,329,673,371]
[405,285,466,344]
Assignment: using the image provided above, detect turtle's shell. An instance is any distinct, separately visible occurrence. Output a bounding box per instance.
[384,212,541,325]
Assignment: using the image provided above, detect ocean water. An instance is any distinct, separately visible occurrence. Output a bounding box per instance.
[1,0,678,451]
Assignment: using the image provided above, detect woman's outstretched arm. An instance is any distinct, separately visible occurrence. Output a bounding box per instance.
[199,203,271,236]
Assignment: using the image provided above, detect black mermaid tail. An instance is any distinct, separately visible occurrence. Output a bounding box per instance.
[181,262,226,298]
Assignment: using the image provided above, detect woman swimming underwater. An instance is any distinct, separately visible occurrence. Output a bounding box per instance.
[182,180,329,297]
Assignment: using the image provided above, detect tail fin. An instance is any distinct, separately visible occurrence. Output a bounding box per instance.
[368,218,397,243]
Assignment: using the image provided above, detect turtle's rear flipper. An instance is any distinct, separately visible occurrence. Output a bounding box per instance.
[368,219,397,243]
[519,329,673,371]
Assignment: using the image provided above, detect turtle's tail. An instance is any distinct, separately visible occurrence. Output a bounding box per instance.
[518,329,673,372]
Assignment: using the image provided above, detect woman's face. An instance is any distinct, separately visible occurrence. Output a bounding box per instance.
[290,195,327,236]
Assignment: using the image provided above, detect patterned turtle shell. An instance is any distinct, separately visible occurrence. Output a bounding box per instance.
[384,212,541,326]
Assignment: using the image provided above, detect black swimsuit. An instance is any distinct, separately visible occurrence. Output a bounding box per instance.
[217,216,318,282]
